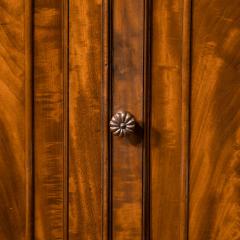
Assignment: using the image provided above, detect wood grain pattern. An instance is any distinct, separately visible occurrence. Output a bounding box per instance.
[111,0,144,239]
[69,0,102,239]
[34,0,67,239]
[150,0,190,239]
[0,0,32,239]
[2,0,240,239]
[189,0,240,239]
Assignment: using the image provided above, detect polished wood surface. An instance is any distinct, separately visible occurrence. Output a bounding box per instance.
[69,0,102,239]
[111,0,144,239]
[150,0,191,239]
[0,0,32,239]
[34,0,67,238]
[0,0,239,239]
[189,0,240,239]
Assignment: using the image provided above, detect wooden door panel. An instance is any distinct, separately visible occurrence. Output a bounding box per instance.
[150,0,191,239]
[0,1,32,239]
[69,0,102,239]
[189,0,240,239]
[111,0,145,239]
[34,0,68,239]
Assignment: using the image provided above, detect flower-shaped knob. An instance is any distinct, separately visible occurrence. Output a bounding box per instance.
[110,111,136,137]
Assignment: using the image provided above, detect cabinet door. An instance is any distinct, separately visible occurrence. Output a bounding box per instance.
[0,0,240,239]
[151,0,240,239]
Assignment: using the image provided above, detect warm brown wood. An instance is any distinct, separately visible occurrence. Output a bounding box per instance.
[150,0,191,239]
[111,1,144,239]
[0,0,32,239]
[189,0,240,239]
[69,0,103,239]
[1,0,240,239]
[34,0,68,239]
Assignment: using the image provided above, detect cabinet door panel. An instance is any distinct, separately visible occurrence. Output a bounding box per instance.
[150,0,191,239]
[34,0,68,239]
[189,0,240,239]
[69,0,103,239]
[111,0,145,239]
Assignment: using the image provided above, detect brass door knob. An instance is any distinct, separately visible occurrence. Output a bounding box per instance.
[110,111,136,137]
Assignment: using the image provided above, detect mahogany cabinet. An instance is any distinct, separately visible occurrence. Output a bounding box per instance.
[0,0,240,239]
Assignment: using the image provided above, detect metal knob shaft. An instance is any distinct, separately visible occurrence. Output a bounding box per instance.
[110,111,136,137]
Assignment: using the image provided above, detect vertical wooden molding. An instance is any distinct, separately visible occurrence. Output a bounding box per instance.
[111,0,144,236]
[69,0,103,238]
[25,0,34,239]
[34,0,67,237]
[102,0,111,239]
[62,0,69,239]
[150,0,191,238]
[180,0,192,239]
[143,0,152,239]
